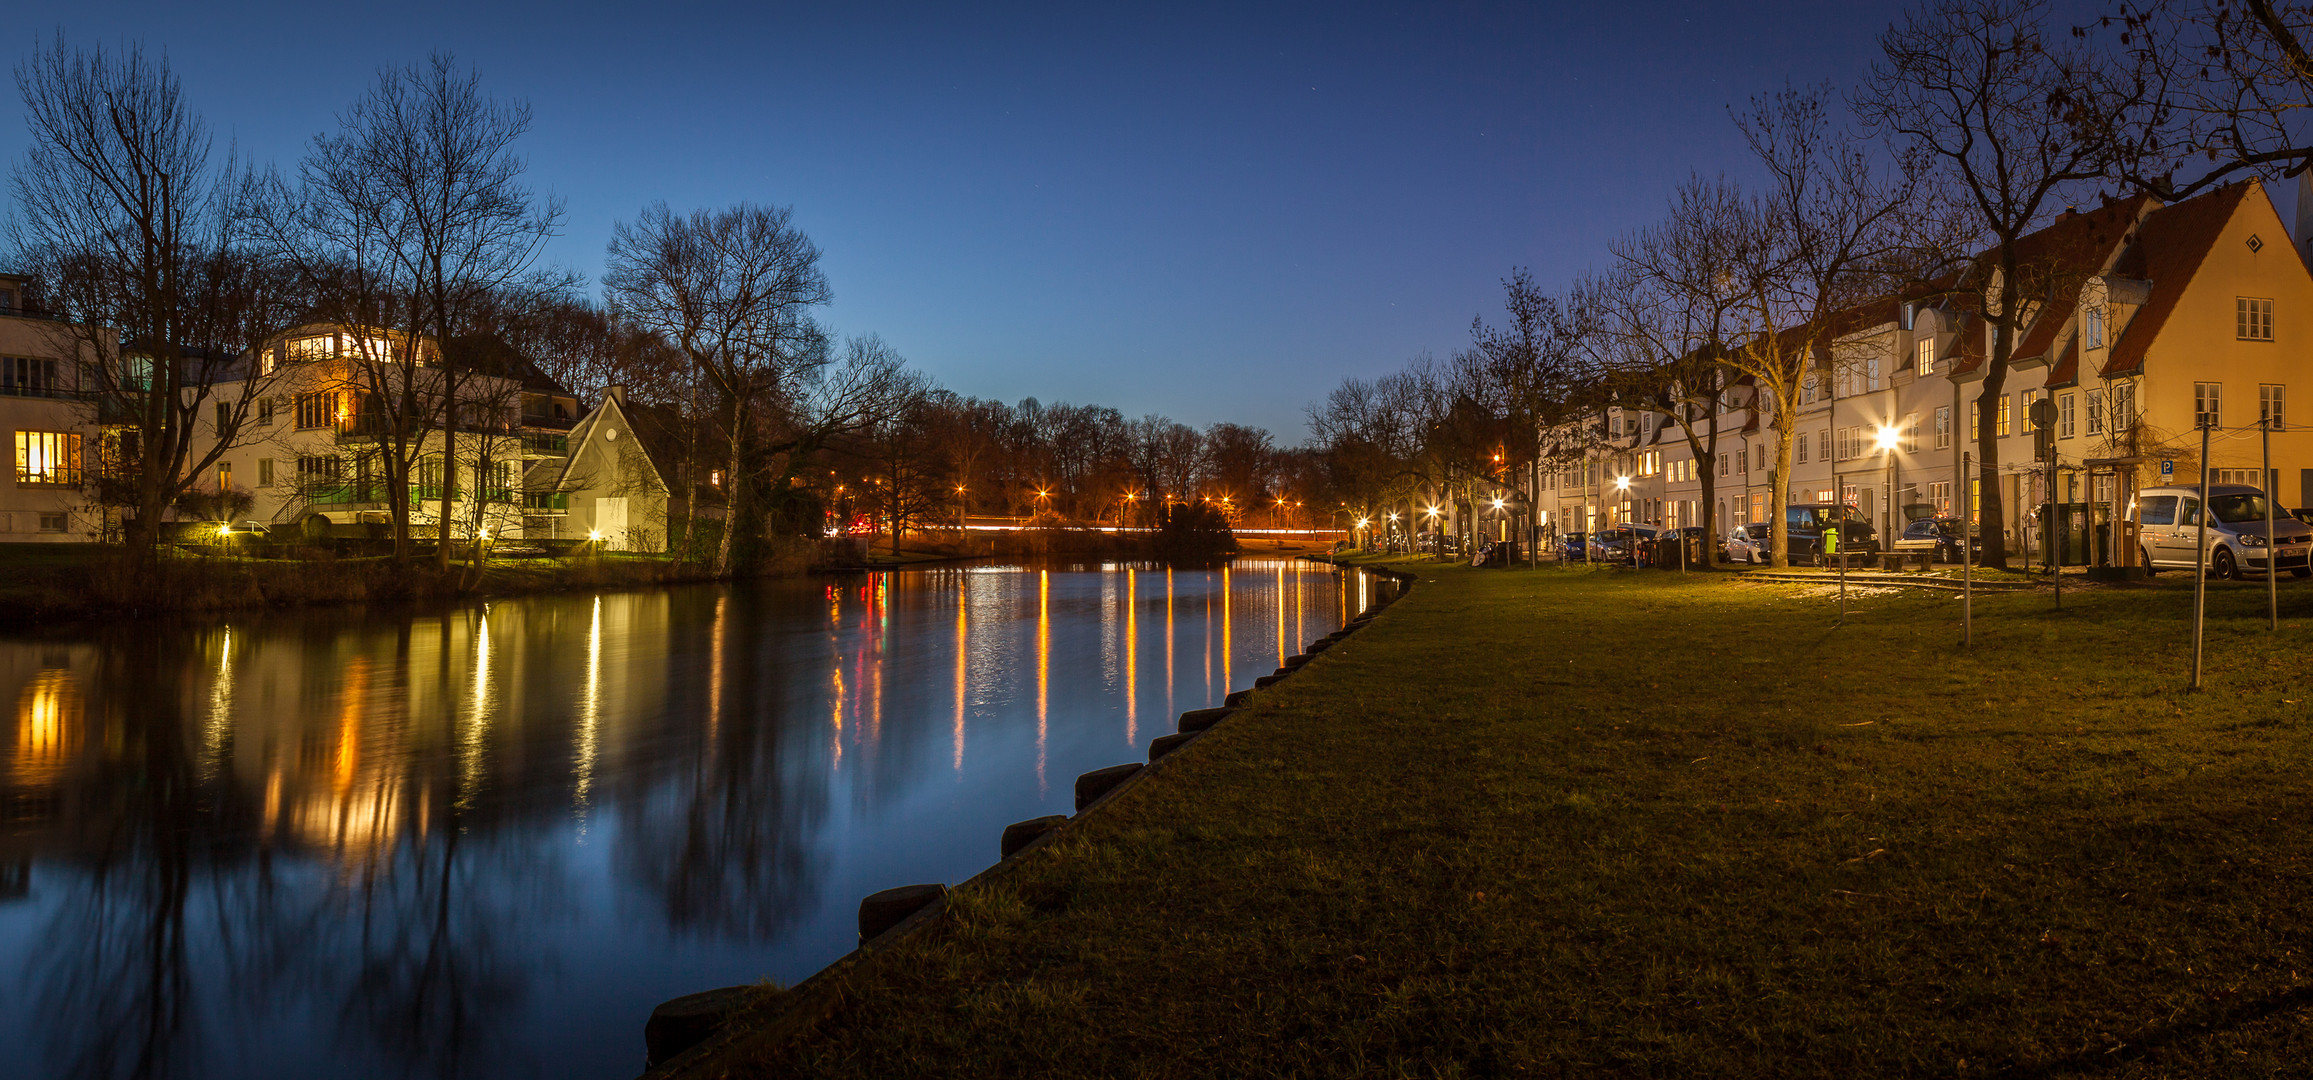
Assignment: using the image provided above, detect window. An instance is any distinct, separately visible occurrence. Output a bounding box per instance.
[258,458,274,487]
[1802,376,1817,404]
[1867,356,1882,391]
[257,398,275,426]
[2111,383,2137,429]
[1755,444,1766,471]
[2058,392,2076,439]
[1795,432,1810,464]
[1970,401,1980,442]
[297,455,342,483]
[1718,454,1728,478]
[215,402,231,432]
[1737,446,1746,474]
[294,391,336,430]
[1640,412,1654,436]
[288,335,336,363]
[1934,406,1952,450]
[2085,306,2105,349]
[2237,297,2274,341]
[2021,389,2046,432]
[1815,488,1837,503]
[1970,476,1982,522]
[2215,468,2263,487]
[2194,381,2222,428]
[1,356,62,397]
[1930,481,1951,515]
[13,431,82,485]
[217,461,232,491]
[1997,394,2012,437]
[1835,427,1850,461]
[1916,337,1934,376]
[37,512,66,532]
[2085,389,2104,435]
[2260,384,2285,428]
[2139,495,2176,526]
[1903,412,1920,453]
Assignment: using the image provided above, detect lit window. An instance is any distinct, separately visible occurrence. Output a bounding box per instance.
[1997,395,2012,437]
[13,431,82,485]
[2237,297,2274,341]
[1930,481,1951,515]
[1916,338,1934,376]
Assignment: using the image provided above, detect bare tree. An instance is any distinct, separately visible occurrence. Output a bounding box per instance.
[1859,1,2147,567]
[604,201,832,573]
[2100,0,2313,197]
[1597,180,1755,564]
[9,36,295,557]
[257,53,565,566]
[1717,85,1922,567]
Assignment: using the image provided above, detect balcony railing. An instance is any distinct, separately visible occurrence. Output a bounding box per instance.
[0,383,94,401]
[521,414,577,432]
[522,433,569,456]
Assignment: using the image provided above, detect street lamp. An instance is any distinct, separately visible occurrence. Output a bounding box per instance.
[1875,424,1900,551]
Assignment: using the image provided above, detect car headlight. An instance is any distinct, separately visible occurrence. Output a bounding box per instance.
[2242,534,2267,547]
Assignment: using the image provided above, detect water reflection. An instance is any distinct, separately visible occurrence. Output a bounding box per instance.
[0,558,1380,1080]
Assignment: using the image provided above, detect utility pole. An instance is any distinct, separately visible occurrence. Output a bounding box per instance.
[2264,415,2278,632]
[2192,419,2211,690]
[1962,451,1973,647]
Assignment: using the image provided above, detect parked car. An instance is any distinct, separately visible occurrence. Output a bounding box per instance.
[1784,503,1877,560]
[1726,522,1771,564]
[2134,484,2313,579]
[2293,507,2313,526]
[1589,525,1657,565]
[1555,532,1591,562]
[1893,517,1967,564]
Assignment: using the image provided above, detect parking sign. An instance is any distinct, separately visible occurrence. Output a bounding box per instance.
[2160,459,2174,480]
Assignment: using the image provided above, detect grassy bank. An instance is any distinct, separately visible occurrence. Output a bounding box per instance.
[713,563,2313,1078]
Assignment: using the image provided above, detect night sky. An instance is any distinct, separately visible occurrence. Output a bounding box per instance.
[5,2,1902,439]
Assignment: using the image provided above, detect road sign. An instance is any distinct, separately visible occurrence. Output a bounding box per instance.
[2160,459,2175,480]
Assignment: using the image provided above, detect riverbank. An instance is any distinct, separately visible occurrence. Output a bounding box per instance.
[0,545,757,625]
[672,561,2313,1078]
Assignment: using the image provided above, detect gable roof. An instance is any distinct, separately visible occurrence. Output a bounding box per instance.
[2100,182,2259,378]
[551,391,670,495]
[1948,195,2152,379]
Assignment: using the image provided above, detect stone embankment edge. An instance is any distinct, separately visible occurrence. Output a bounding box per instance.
[634,560,1419,1079]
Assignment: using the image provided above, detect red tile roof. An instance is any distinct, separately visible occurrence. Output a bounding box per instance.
[1950,195,2151,378]
[2100,183,2258,378]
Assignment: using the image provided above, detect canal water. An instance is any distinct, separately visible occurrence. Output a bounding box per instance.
[0,557,1378,1080]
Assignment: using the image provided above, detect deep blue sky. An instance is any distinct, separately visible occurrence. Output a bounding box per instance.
[6,2,1903,440]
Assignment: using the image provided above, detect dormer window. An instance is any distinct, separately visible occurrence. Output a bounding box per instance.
[2084,306,2105,349]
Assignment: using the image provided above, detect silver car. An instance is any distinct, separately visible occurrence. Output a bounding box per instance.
[1726,522,1771,563]
[2134,484,2313,579]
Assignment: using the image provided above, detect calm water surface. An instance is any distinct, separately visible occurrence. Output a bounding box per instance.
[0,558,1379,1080]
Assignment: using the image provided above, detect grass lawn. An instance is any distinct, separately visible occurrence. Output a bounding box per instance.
[723,563,2313,1078]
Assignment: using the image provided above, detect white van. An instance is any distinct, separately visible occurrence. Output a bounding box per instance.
[2133,484,2313,579]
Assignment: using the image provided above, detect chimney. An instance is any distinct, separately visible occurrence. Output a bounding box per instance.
[604,384,627,408]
